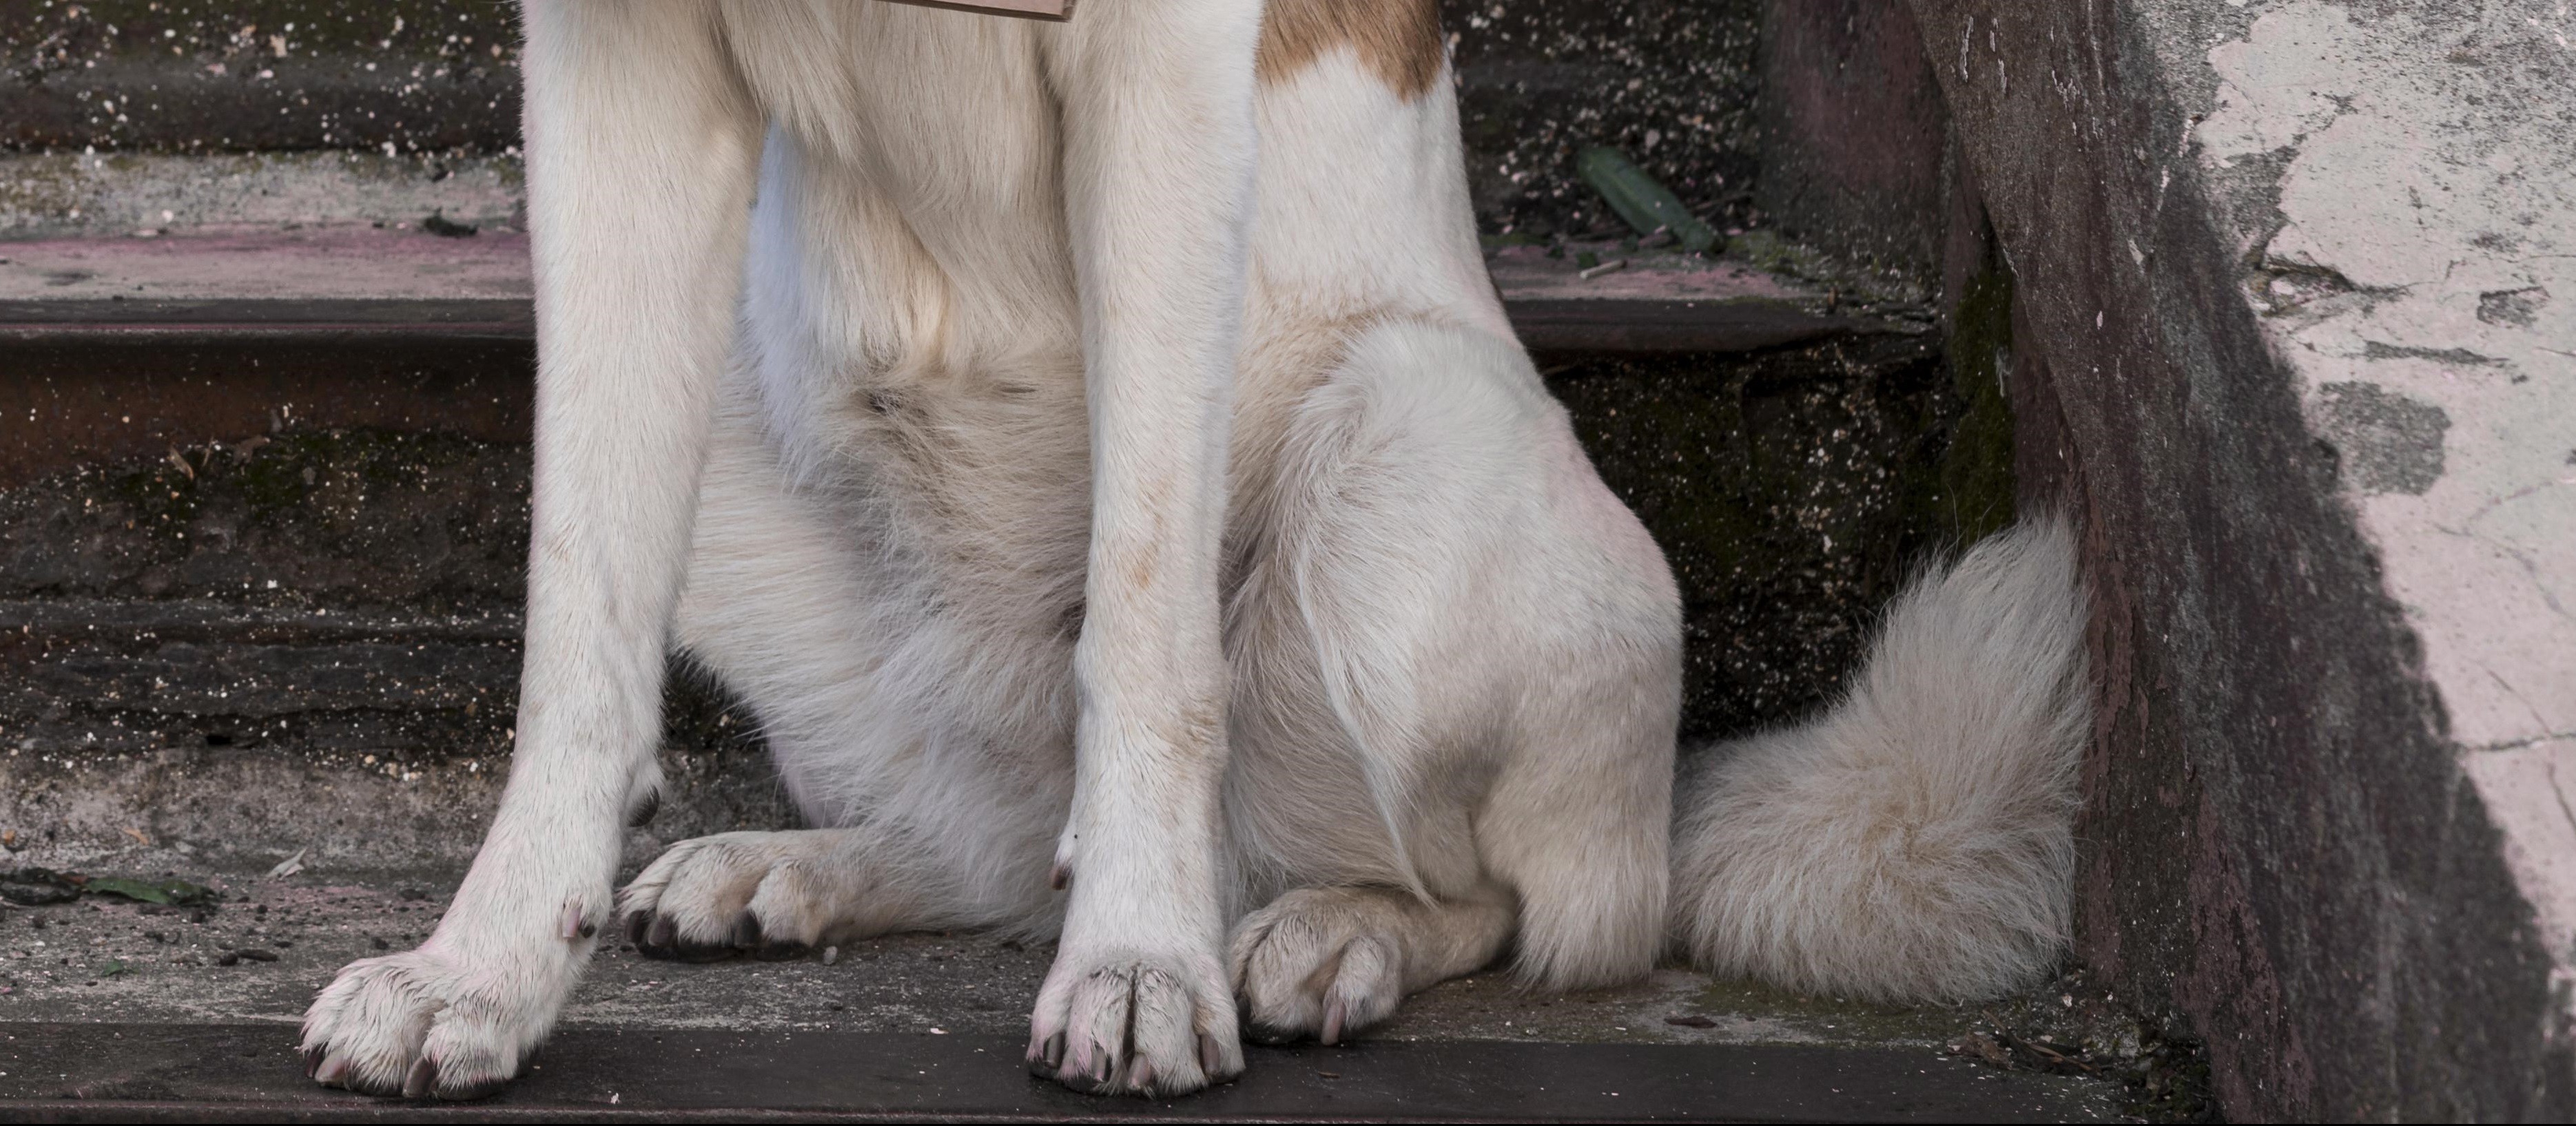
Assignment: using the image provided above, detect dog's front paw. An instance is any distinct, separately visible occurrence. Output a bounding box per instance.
[300,946,563,1100]
[1026,947,1243,1098]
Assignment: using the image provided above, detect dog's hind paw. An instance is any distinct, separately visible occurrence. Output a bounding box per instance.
[1229,888,1408,1044]
[617,831,883,961]
[300,946,561,1100]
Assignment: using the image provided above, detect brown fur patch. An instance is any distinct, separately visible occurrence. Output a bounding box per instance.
[1258,0,1444,99]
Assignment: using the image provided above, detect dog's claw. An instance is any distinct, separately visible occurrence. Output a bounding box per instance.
[403,1056,435,1099]
[730,910,762,948]
[301,1045,324,1079]
[1321,997,1346,1045]
[1199,1031,1225,1076]
[1131,1056,1155,1094]
[624,911,649,946]
[1048,861,1070,891]
[314,1053,349,1087]
[646,915,677,950]
[444,1075,511,1102]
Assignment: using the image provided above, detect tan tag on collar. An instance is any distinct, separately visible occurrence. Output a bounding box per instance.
[878,0,1075,19]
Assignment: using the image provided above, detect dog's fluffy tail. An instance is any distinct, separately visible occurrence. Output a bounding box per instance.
[1669,519,2090,1003]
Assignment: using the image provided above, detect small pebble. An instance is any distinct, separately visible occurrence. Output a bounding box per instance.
[822,946,840,966]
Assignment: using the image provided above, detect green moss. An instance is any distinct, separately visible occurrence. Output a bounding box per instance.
[231,430,488,518]
[104,455,204,532]
[2,427,532,612]
[1723,229,1804,273]
[1939,262,2020,546]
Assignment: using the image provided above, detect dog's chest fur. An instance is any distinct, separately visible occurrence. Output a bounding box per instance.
[710,1,1493,592]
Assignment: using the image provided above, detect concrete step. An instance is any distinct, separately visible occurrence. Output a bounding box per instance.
[0,226,1912,353]
[0,1023,2109,1123]
[0,867,2147,1122]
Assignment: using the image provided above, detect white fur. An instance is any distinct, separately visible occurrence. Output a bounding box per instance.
[1671,520,2092,1002]
[300,0,2091,1102]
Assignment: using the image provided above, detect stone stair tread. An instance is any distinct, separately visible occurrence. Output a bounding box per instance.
[0,873,2131,1122]
[0,227,1915,354]
[0,1021,2115,1123]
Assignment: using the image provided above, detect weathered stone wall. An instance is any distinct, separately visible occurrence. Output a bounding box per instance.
[1751,0,1952,289]
[1755,0,2576,1119]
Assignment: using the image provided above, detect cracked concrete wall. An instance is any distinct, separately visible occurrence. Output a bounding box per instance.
[2198,8,2576,985]
[1876,0,2576,1118]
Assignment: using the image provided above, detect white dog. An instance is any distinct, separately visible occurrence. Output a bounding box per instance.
[299,0,2090,1100]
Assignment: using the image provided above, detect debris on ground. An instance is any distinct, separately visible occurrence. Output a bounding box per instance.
[264,848,309,882]
[1575,147,1719,253]
[0,868,220,908]
[1944,968,2218,1123]
[422,211,479,238]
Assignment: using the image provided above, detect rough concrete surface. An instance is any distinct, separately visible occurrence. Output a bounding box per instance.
[1,152,523,237]
[0,223,529,297]
[0,851,2150,1119]
[0,0,1767,238]
[1753,0,1954,288]
[2196,2,2576,962]
[1876,0,2576,1118]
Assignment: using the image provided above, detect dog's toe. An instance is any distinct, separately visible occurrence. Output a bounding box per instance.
[1030,952,1242,1097]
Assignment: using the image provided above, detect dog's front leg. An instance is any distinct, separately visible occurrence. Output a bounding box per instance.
[300,1,761,1100]
[1024,0,1261,1098]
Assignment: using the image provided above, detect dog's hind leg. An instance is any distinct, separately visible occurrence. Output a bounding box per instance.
[300,2,763,1101]
[1222,320,1680,1038]
[629,381,1073,959]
